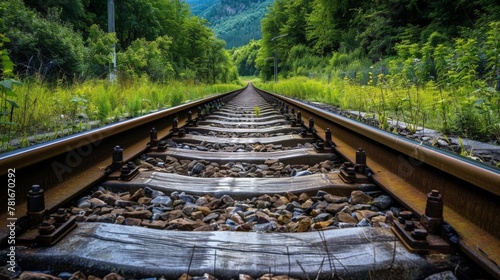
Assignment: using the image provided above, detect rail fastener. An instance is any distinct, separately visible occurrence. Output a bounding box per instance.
[392,190,453,254]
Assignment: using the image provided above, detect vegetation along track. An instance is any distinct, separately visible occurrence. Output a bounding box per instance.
[0,84,499,279]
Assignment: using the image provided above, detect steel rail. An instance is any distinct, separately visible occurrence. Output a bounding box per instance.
[255,86,500,278]
[0,87,244,241]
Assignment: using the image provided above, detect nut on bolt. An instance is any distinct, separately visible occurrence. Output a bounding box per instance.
[422,190,444,234]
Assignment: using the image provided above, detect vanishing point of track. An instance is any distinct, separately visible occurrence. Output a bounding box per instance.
[0,84,499,279]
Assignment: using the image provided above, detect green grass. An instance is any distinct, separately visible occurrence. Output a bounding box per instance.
[256,76,500,142]
[0,78,241,152]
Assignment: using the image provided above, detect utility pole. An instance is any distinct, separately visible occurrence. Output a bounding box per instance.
[271,34,288,83]
[108,0,116,82]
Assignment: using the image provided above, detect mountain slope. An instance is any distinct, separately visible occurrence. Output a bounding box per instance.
[186,0,273,49]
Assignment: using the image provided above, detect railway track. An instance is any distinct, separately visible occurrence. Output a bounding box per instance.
[0,84,499,279]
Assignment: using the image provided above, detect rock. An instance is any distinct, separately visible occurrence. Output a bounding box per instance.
[284,192,298,202]
[355,210,380,221]
[273,196,290,207]
[277,212,293,224]
[336,212,358,224]
[371,195,393,210]
[297,216,313,232]
[89,197,107,208]
[191,162,205,175]
[264,159,279,165]
[168,218,196,231]
[144,187,164,198]
[191,211,204,220]
[371,215,386,227]
[124,217,142,226]
[357,218,372,227]
[178,273,192,280]
[141,220,168,229]
[123,209,152,219]
[301,199,314,209]
[77,199,91,209]
[151,195,173,206]
[324,194,348,203]
[202,212,219,223]
[179,192,196,204]
[295,170,312,176]
[239,274,253,280]
[103,273,124,280]
[182,204,197,216]
[69,271,86,280]
[161,209,184,221]
[325,202,348,214]
[114,200,135,207]
[235,223,253,232]
[313,213,332,223]
[87,276,102,280]
[97,213,115,223]
[313,220,333,229]
[115,215,125,224]
[437,139,449,148]
[140,162,155,170]
[99,193,119,205]
[197,206,212,216]
[350,190,372,205]
[253,222,276,232]
[298,193,310,203]
[137,197,152,205]
[19,272,62,280]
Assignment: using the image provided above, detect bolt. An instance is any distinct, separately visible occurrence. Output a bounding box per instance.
[150,127,158,147]
[325,128,332,142]
[27,185,45,213]
[356,148,366,166]
[425,190,443,219]
[113,145,123,162]
[308,117,314,132]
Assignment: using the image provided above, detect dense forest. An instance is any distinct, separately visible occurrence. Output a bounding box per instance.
[234,0,499,82]
[189,0,273,49]
[0,0,238,84]
[232,0,500,141]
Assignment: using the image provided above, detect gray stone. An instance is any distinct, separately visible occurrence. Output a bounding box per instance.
[191,162,205,175]
[151,195,173,206]
[253,222,276,232]
[295,170,312,177]
[371,195,393,210]
[357,218,372,227]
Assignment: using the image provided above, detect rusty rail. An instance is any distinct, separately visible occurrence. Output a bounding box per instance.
[255,86,500,278]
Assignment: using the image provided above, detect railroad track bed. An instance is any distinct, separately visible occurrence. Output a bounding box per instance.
[1,85,497,279]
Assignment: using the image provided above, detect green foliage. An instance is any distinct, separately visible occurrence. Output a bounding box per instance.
[231,40,260,76]
[0,34,22,150]
[1,0,85,81]
[117,36,174,82]
[0,79,241,151]
[194,0,273,48]
[83,25,117,79]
